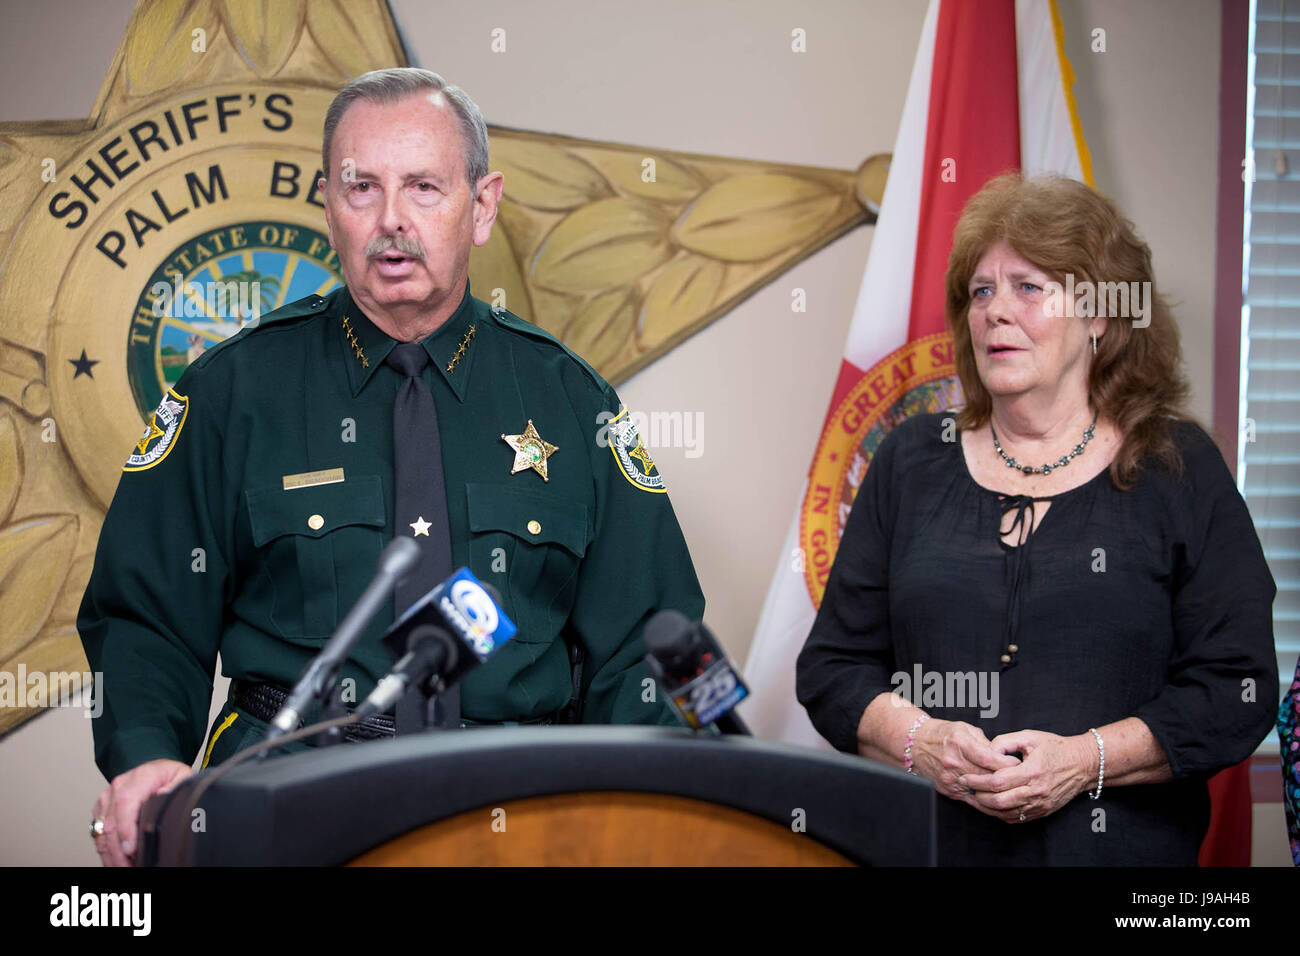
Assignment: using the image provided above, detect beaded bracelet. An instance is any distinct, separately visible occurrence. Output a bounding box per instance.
[904,714,930,774]
[1087,727,1105,799]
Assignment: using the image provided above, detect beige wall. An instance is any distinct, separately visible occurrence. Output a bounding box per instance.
[1,0,1274,866]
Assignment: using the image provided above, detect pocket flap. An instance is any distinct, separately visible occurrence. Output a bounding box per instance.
[466,482,589,558]
[245,474,386,545]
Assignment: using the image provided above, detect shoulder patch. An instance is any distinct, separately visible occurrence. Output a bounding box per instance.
[606,406,666,493]
[124,389,188,472]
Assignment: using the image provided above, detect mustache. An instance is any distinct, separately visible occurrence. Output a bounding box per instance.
[365,235,427,259]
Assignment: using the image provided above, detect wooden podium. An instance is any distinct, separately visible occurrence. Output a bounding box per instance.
[138,726,935,865]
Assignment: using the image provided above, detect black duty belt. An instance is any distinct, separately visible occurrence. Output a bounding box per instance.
[229,679,556,742]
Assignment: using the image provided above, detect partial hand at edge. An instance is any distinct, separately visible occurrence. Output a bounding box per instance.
[91,758,192,867]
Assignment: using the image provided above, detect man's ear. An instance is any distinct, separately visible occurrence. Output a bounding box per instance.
[319,178,336,249]
[471,172,505,247]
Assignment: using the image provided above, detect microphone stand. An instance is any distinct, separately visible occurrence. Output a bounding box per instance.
[316,686,351,748]
[264,537,420,749]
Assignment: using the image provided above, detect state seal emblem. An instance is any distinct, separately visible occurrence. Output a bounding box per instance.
[798,333,963,606]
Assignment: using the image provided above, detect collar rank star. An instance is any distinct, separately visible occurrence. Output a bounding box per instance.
[342,315,368,369]
[501,420,558,482]
[446,324,475,373]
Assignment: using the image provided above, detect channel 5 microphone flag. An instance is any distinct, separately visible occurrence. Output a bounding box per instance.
[742,0,1252,866]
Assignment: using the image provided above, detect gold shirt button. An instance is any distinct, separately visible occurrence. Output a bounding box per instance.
[1000,653,1012,664]
[308,514,324,530]
[527,520,541,535]
[1007,644,1019,653]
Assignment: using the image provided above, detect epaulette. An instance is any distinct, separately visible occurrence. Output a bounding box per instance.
[486,303,611,395]
[188,291,336,370]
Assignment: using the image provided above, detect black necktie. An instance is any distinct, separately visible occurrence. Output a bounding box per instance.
[386,343,458,730]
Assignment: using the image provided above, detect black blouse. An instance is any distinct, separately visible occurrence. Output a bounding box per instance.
[796,412,1279,865]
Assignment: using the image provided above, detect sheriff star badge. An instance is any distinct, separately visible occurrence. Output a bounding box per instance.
[501,420,558,482]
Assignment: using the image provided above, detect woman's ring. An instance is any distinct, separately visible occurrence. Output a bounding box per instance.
[89,818,105,839]
[1018,810,1026,823]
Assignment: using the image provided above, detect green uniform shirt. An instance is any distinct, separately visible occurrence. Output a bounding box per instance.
[77,282,704,780]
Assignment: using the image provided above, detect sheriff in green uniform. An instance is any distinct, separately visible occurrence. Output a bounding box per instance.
[80,68,704,867]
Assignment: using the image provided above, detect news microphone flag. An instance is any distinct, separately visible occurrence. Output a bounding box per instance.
[382,566,517,674]
[743,0,1250,867]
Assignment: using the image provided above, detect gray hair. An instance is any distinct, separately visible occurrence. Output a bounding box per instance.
[321,68,490,188]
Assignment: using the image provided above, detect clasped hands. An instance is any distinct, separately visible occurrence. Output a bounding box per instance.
[910,719,1098,824]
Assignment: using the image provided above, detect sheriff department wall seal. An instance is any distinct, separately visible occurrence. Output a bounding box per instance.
[799,333,963,606]
[22,81,347,510]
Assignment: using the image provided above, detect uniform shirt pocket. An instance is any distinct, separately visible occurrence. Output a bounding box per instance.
[244,474,387,639]
[465,482,589,643]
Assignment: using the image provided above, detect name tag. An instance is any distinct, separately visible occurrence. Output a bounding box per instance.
[282,467,345,491]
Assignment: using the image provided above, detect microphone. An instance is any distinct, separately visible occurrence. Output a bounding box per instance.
[266,537,420,742]
[644,610,751,735]
[355,624,457,720]
[359,567,517,719]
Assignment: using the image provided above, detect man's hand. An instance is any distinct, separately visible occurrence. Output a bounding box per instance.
[958,729,1098,824]
[910,719,1022,811]
[91,759,192,867]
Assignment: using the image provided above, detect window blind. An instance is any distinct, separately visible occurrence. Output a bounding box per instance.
[1242,0,1300,756]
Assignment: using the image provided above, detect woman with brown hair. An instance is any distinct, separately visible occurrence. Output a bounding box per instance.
[797,173,1278,865]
